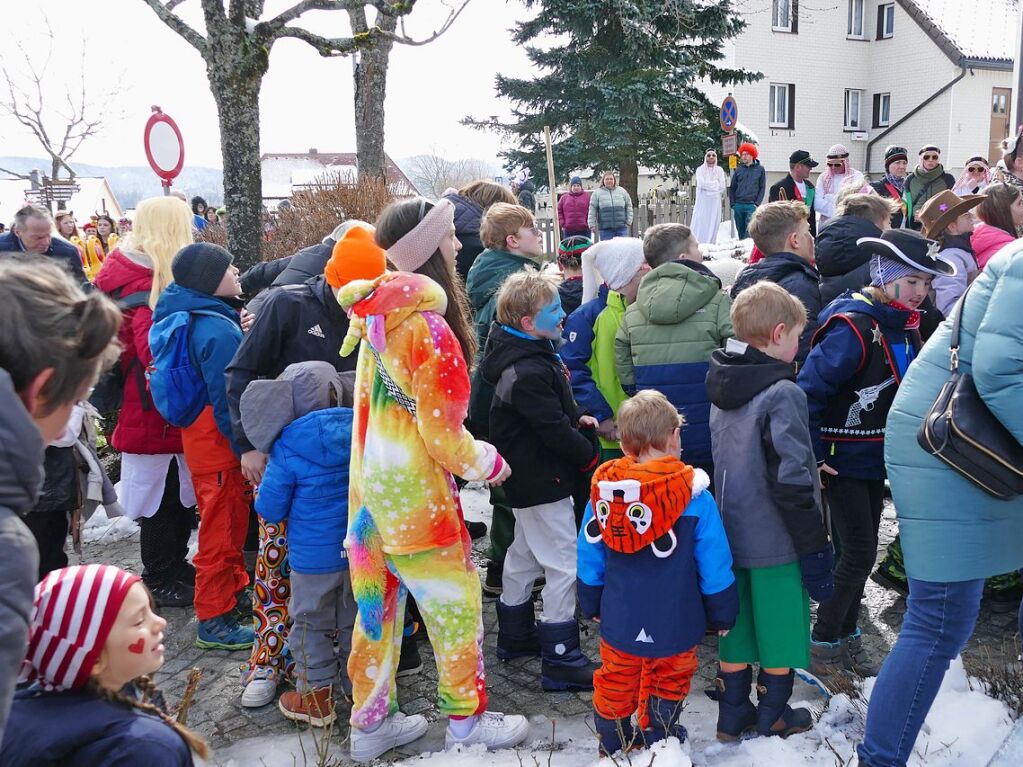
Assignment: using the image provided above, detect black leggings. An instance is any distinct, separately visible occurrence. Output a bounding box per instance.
[138,457,194,585]
[812,475,885,642]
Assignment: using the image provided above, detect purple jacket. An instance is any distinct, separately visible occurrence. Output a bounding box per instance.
[558,190,591,233]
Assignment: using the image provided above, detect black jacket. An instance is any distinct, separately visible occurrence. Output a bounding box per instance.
[226,275,355,453]
[243,240,335,314]
[731,252,822,363]
[559,276,584,317]
[815,215,882,306]
[769,175,817,237]
[870,178,906,229]
[444,192,485,280]
[482,326,598,508]
[0,232,89,289]
[517,180,537,212]
[32,447,79,514]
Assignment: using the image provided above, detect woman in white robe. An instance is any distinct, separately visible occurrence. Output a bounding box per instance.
[691,149,728,244]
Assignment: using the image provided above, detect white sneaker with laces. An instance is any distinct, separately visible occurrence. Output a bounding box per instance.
[240,669,277,708]
[445,711,530,751]
[350,712,429,763]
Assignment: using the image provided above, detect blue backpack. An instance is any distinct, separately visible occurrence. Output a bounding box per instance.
[147,310,225,428]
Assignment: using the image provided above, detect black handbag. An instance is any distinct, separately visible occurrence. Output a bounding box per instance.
[917,282,1023,499]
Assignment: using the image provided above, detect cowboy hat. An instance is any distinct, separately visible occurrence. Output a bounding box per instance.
[856,229,956,276]
[918,189,986,239]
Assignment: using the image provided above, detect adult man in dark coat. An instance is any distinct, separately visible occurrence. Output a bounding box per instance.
[0,205,88,288]
[770,150,819,238]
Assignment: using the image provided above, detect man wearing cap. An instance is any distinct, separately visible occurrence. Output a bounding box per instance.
[871,146,910,228]
[728,143,766,240]
[770,150,820,237]
[904,145,955,230]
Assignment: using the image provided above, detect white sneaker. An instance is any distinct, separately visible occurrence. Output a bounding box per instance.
[240,670,277,708]
[350,712,429,763]
[445,711,530,751]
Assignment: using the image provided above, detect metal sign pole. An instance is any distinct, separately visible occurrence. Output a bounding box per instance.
[543,125,561,258]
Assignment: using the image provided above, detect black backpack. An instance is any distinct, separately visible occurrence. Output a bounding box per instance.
[88,288,152,417]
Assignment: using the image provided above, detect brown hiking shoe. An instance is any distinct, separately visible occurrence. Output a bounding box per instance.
[278,686,336,727]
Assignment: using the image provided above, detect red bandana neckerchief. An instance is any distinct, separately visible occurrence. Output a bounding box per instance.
[888,299,920,331]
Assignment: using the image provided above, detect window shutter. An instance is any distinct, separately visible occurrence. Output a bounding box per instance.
[792,0,799,33]
[788,84,796,129]
[872,93,881,127]
[876,5,884,39]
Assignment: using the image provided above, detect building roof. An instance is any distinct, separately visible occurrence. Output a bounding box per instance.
[0,176,123,223]
[260,150,419,196]
[901,0,1018,68]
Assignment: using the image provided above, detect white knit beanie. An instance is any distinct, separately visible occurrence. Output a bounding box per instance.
[581,237,646,303]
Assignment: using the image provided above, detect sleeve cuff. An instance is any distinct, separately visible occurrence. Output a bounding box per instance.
[486,452,506,482]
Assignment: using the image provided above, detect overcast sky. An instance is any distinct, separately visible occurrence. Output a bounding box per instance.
[0,1,538,170]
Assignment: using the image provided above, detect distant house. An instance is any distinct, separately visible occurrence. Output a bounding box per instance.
[705,0,1018,179]
[0,176,124,224]
[261,148,420,208]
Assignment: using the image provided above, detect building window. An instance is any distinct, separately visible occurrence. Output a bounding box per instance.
[770,83,795,129]
[847,0,865,37]
[772,0,795,31]
[844,89,863,130]
[877,3,895,38]
[993,92,1008,115]
[873,92,891,128]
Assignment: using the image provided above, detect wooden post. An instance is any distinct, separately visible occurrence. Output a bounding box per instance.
[544,125,560,260]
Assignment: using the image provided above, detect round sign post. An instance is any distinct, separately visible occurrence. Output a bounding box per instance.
[143,106,185,194]
[720,95,738,134]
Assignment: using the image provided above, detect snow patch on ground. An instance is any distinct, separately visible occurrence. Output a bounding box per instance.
[81,508,138,544]
[210,657,1014,766]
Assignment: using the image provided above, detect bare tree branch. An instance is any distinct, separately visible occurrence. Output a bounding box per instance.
[138,0,207,51]
[165,0,188,10]
[0,166,32,180]
[270,26,365,56]
[377,0,470,47]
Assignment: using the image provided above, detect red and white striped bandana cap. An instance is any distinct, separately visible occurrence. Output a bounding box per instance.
[19,564,141,691]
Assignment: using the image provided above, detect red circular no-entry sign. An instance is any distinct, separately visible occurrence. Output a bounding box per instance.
[143,106,185,187]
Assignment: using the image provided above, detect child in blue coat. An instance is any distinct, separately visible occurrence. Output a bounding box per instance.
[241,361,354,728]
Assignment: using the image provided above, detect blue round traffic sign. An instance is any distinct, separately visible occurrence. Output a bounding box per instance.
[720,96,738,132]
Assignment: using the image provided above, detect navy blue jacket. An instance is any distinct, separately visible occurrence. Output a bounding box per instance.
[0,231,89,288]
[728,161,766,206]
[150,283,243,454]
[732,252,822,362]
[797,291,917,480]
[577,465,737,657]
[1,687,192,766]
[256,407,353,574]
[562,285,613,421]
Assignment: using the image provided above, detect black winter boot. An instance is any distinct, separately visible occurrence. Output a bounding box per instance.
[713,666,757,742]
[755,669,812,737]
[593,711,636,756]
[538,619,596,691]
[496,599,540,660]
[643,696,688,746]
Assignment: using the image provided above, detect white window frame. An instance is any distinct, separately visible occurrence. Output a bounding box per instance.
[844,88,863,130]
[772,0,793,31]
[880,3,895,38]
[769,83,791,128]
[877,92,891,127]
[847,0,865,38]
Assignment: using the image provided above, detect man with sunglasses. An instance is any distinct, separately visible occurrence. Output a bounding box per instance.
[903,145,955,230]
[815,144,868,224]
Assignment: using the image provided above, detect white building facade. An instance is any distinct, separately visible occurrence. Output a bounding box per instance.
[709,0,1018,179]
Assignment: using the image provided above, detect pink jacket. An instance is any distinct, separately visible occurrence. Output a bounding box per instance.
[558,190,591,233]
[972,223,1017,270]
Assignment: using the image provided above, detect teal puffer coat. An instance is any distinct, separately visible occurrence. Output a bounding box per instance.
[885,238,1023,582]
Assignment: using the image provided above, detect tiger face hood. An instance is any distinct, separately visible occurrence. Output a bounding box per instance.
[338,271,448,357]
[584,456,710,555]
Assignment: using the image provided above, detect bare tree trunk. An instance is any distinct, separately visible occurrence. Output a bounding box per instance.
[619,156,640,227]
[351,11,396,182]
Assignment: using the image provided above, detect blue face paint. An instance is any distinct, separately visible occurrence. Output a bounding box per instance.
[534,294,565,335]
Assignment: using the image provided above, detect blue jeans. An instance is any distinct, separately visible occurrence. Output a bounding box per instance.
[857,577,985,766]
[732,203,757,240]
[598,226,629,241]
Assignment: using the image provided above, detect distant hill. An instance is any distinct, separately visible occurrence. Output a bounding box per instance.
[0,156,223,209]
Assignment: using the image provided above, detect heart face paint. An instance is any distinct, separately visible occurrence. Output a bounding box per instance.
[128,637,145,654]
[533,294,565,339]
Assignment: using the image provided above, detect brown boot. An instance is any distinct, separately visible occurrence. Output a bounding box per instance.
[278,686,336,727]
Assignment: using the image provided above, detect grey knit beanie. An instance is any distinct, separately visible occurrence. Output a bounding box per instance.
[172,242,233,295]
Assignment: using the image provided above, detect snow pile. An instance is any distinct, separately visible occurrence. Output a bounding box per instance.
[81,508,138,544]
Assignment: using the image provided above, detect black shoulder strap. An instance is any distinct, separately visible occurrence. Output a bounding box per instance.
[948,281,976,372]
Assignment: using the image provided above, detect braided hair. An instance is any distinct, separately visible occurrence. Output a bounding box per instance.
[82,675,209,759]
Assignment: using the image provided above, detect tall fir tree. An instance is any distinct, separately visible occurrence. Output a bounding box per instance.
[466,0,759,204]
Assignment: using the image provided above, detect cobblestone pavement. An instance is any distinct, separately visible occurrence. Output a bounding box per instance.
[78,491,1020,765]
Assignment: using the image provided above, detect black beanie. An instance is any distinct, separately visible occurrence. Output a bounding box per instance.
[172,242,233,296]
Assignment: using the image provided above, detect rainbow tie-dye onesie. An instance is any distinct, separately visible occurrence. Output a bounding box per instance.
[338,272,506,730]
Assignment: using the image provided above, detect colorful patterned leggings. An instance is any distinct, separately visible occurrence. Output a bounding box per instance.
[346,506,487,730]
[243,519,293,683]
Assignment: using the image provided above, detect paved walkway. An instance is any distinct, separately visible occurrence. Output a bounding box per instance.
[77,490,1019,765]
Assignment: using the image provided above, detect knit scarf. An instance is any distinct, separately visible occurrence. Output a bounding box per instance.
[907,165,945,199]
[889,299,920,331]
[883,173,906,194]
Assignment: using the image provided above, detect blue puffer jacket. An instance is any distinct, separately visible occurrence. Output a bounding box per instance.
[150,283,243,453]
[255,407,353,574]
[886,241,1023,582]
[797,291,916,480]
[1,687,192,766]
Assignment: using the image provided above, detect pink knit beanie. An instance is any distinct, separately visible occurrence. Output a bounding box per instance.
[386,198,456,273]
[20,564,141,691]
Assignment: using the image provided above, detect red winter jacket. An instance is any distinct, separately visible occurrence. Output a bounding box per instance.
[558,190,591,233]
[94,249,183,455]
